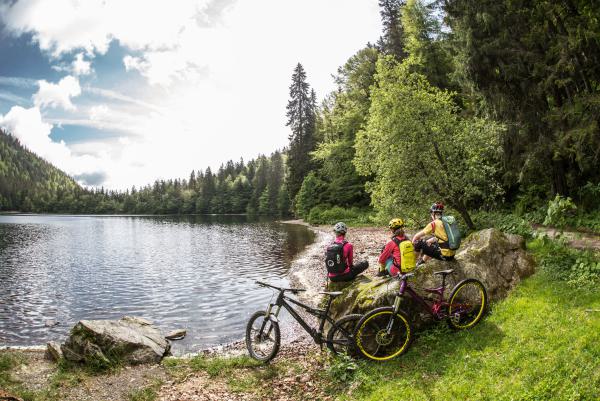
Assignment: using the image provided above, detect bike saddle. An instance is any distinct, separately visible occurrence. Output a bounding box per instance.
[433,269,454,276]
[319,291,343,297]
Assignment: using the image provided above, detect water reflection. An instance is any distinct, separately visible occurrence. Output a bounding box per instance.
[0,215,315,353]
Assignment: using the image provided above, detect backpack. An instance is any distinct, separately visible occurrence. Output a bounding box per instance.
[440,216,461,250]
[325,240,348,274]
[392,237,416,273]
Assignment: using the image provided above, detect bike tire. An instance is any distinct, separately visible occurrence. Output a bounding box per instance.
[245,310,281,362]
[326,314,363,356]
[447,278,488,330]
[354,307,412,361]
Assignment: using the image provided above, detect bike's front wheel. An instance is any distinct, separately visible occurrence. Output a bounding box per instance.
[246,310,280,362]
[326,314,363,356]
[354,307,412,361]
[447,278,488,330]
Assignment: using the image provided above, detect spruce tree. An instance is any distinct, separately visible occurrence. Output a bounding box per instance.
[377,0,407,60]
[286,63,316,202]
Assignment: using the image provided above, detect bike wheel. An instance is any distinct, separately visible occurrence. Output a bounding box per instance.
[326,314,363,356]
[354,307,412,361]
[447,278,488,330]
[246,310,280,362]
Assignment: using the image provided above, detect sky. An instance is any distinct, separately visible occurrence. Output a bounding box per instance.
[0,0,382,190]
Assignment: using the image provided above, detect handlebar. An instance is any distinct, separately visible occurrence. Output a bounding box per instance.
[393,272,415,281]
[256,280,306,294]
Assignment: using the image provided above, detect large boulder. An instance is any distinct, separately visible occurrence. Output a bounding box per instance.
[61,316,171,366]
[328,228,535,329]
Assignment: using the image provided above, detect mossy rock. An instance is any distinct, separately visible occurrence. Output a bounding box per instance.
[328,229,535,330]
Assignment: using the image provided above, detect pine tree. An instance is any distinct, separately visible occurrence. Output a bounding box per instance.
[286,63,316,202]
[377,0,407,60]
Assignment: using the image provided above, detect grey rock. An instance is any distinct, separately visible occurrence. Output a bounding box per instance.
[61,316,171,366]
[44,319,59,327]
[46,341,63,361]
[328,228,535,331]
[165,329,187,340]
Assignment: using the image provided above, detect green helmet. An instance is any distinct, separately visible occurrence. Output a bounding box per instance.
[333,222,347,235]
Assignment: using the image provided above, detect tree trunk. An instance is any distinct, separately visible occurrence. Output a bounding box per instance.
[454,201,475,230]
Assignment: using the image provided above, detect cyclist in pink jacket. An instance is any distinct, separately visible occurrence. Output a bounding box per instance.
[325,222,369,282]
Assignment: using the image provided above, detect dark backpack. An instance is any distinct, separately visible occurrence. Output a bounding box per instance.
[325,240,348,274]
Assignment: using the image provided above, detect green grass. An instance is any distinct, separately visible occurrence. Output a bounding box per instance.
[340,272,600,401]
[128,379,164,401]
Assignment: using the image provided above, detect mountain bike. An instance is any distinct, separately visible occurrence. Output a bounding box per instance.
[354,268,488,361]
[246,281,362,362]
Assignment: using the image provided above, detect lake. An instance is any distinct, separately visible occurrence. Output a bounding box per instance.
[0,214,315,354]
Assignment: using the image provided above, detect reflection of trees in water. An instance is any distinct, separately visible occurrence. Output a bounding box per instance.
[0,223,54,251]
[280,225,316,261]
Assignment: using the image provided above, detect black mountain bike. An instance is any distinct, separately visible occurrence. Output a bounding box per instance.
[245,281,362,362]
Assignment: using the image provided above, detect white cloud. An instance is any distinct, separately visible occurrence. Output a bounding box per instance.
[72,53,92,75]
[0,0,382,190]
[0,106,104,178]
[33,76,81,111]
[0,0,213,56]
[0,106,116,187]
[89,105,109,121]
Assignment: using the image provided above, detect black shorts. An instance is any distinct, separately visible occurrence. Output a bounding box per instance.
[414,239,454,261]
[329,261,369,282]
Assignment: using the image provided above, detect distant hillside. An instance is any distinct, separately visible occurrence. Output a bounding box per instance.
[0,129,81,212]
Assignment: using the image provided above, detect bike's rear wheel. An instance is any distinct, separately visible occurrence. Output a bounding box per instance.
[354,307,412,361]
[447,278,488,330]
[246,310,280,362]
[326,314,363,356]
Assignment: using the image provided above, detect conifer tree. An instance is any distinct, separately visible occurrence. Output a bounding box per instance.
[286,63,316,202]
[377,0,407,60]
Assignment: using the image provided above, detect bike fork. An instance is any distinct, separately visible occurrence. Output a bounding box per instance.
[259,304,281,338]
[386,296,402,335]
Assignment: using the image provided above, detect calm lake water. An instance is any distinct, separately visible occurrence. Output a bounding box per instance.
[0,214,315,354]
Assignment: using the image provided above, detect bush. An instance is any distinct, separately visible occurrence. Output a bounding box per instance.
[543,195,577,229]
[528,236,600,286]
[306,205,375,225]
[472,211,534,239]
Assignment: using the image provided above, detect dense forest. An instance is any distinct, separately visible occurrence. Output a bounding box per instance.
[0,130,289,215]
[1,0,599,224]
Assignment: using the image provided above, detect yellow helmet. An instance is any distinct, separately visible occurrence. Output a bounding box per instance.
[388,218,405,230]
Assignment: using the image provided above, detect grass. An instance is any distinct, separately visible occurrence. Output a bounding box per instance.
[337,272,600,401]
[128,379,164,401]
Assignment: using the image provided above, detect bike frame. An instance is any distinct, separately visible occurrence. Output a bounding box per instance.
[393,273,452,319]
[267,291,335,344]
[261,288,347,347]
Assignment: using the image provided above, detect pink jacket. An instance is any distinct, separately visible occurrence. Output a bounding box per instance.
[327,235,353,277]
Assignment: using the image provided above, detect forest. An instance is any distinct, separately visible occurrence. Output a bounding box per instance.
[1,0,599,229]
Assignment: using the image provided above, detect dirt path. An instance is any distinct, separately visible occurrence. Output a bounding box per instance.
[533,226,600,251]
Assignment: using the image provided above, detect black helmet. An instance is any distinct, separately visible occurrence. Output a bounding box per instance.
[430,202,444,214]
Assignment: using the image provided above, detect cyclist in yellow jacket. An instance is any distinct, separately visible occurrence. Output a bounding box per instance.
[412,202,456,265]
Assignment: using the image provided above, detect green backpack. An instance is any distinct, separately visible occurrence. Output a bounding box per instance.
[441,216,461,250]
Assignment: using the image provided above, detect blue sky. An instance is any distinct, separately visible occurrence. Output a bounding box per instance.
[0,0,382,189]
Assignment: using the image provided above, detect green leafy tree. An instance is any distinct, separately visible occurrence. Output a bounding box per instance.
[295,172,324,219]
[355,57,504,228]
[312,47,379,208]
